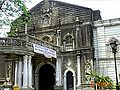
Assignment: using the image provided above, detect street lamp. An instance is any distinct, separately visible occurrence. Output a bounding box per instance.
[107,37,119,90]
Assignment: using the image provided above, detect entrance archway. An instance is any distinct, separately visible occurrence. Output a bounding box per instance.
[64,69,76,90]
[39,64,55,90]
[66,71,73,90]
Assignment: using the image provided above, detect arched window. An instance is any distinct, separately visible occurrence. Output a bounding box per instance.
[64,33,74,51]
[42,35,52,43]
[42,15,50,26]
[66,35,73,44]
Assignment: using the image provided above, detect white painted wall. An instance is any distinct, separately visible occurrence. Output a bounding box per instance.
[94,18,120,82]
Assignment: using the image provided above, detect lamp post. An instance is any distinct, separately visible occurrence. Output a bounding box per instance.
[107,37,119,90]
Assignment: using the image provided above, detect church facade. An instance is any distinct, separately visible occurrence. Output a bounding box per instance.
[0,0,102,90]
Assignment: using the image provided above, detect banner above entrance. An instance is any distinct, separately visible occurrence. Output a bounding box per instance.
[33,43,57,58]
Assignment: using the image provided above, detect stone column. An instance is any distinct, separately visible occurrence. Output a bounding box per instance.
[73,75,76,90]
[55,57,62,86]
[22,55,28,88]
[63,75,67,90]
[18,57,22,87]
[77,55,81,86]
[54,56,63,90]
[28,55,33,88]
[57,29,61,46]
[55,58,59,86]
[14,61,18,86]
[75,17,79,49]
[63,41,66,51]
[59,58,62,85]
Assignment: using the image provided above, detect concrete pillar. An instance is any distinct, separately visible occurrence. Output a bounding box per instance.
[18,57,22,87]
[59,58,62,85]
[22,55,28,88]
[55,58,59,86]
[77,55,81,86]
[56,29,61,46]
[73,75,76,90]
[28,56,33,88]
[55,57,62,86]
[63,75,67,90]
[14,61,18,86]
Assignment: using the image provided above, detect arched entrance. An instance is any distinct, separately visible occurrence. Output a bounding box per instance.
[38,64,55,90]
[64,69,76,90]
[66,71,73,90]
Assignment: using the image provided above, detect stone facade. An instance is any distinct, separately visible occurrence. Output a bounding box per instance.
[0,0,101,90]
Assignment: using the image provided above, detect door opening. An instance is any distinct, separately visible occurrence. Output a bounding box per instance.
[67,71,73,90]
[39,64,55,90]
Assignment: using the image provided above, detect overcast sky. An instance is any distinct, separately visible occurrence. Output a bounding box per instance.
[26,0,120,20]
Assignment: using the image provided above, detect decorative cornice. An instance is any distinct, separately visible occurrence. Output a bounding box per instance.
[94,18,120,27]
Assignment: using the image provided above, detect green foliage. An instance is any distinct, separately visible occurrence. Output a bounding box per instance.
[9,13,32,37]
[7,27,19,37]
[88,71,114,89]
[0,0,30,27]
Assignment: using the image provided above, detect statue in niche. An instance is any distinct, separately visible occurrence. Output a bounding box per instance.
[43,15,50,26]
[6,65,11,82]
[3,65,12,85]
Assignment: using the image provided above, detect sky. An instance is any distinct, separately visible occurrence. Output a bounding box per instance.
[26,0,120,20]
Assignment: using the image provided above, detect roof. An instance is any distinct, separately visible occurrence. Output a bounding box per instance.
[30,0,93,12]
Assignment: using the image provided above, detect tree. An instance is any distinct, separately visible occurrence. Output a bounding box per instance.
[0,0,29,27]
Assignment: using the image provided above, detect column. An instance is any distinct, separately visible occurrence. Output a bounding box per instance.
[57,29,61,46]
[73,75,76,90]
[22,55,28,88]
[28,55,33,88]
[73,39,75,50]
[63,75,67,90]
[55,58,59,86]
[14,61,18,86]
[55,57,62,86]
[77,55,81,86]
[63,41,66,51]
[18,57,22,87]
[75,17,80,49]
[59,57,62,85]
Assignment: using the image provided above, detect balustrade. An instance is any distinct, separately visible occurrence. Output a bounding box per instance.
[0,34,59,54]
[17,34,59,50]
[0,38,26,47]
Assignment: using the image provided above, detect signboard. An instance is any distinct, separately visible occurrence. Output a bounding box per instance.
[33,43,57,58]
